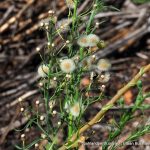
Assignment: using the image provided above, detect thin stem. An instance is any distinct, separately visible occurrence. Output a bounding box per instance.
[68,114,73,138]
[86,0,99,34]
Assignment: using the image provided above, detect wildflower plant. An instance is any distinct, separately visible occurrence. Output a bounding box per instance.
[15,0,150,150]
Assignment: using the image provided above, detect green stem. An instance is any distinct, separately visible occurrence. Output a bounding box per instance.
[86,0,98,34]
[72,0,78,34]
[68,114,73,138]
[79,47,84,59]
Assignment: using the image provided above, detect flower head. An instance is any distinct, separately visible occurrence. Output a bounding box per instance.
[98,72,110,83]
[38,64,49,77]
[65,0,75,9]
[77,34,99,47]
[70,102,80,117]
[49,100,55,109]
[97,59,111,71]
[77,35,89,47]
[60,59,76,73]
[57,19,70,32]
[87,34,100,47]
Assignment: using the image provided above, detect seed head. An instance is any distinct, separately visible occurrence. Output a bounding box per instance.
[77,34,99,47]
[51,43,55,47]
[97,59,111,71]
[25,128,30,132]
[38,64,49,77]
[52,110,57,115]
[100,85,106,91]
[35,100,40,105]
[96,22,100,27]
[20,107,24,112]
[92,55,96,61]
[66,74,71,79]
[21,134,25,140]
[57,19,70,32]
[98,72,110,83]
[39,82,43,87]
[45,25,49,30]
[18,97,23,102]
[65,0,75,9]
[40,115,45,121]
[60,59,76,73]
[77,35,89,47]
[35,143,39,148]
[58,122,61,125]
[53,77,57,81]
[36,47,40,52]
[87,34,99,47]
[66,40,70,44]
[41,133,46,139]
[47,42,51,46]
[49,100,55,109]
[70,102,81,117]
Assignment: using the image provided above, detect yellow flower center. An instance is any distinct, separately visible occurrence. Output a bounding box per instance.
[80,38,88,43]
[90,38,97,43]
[64,63,71,70]
[72,104,80,113]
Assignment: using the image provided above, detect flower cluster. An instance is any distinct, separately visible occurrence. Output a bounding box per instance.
[33,2,113,149]
[77,34,100,47]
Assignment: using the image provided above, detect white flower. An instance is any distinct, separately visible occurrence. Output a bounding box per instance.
[70,102,81,117]
[38,64,49,77]
[35,143,39,148]
[58,122,61,125]
[40,115,45,121]
[87,34,100,47]
[35,100,40,105]
[98,72,110,83]
[52,110,57,115]
[97,59,111,71]
[21,134,25,139]
[56,19,70,32]
[77,34,99,47]
[60,59,76,73]
[65,0,75,9]
[49,100,55,109]
[77,35,89,47]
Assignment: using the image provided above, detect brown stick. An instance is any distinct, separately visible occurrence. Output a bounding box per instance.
[59,64,150,150]
[0,0,35,33]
